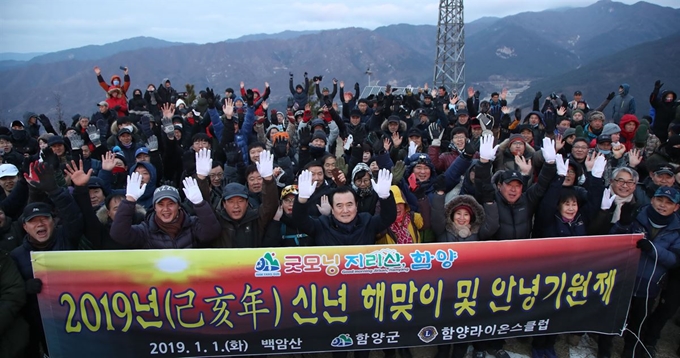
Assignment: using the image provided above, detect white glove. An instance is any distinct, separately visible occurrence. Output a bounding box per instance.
[343,134,354,151]
[479,134,499,161]
[408,141,417,157]
[126,172,147,201]
[316,195,331,216]
[297,170,316,199]
[371,168,393,199]
[256,150,274,178]
[195,148,212,176]
[591,155,607,178]
[542,137,557,164]
[182,177,203,205]
[601,188,616,210]
[555,154,569,177]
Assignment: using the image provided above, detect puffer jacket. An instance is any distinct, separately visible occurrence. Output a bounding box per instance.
[432,193,498,242]
[611,83,636,124]
[650,89,677,142]
[611,205,680,297]
[109,199,220,249]
[0,249,29,358]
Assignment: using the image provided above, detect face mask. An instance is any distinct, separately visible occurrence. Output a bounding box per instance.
[665,97,673,103]
[309,145,325,156]
[113,80,120,86]
[148,88,155,92]
[11,129,27,141]
[599,149,611,155]
[174,123,183,128]
[124,125,133,132]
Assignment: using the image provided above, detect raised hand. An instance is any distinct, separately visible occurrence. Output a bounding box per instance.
[101,151,115,171]
[195,148,212,177]
[64,160,93,187]
[591,154,607,178]
[479,134,499,162]
[26,162,58,193]
[557,106,567,117]
[428,123,444,147]
[145,135,158,152]
[161,103,174,118]
[68,134,84,150]
[408,141,418,157]
[94,66,101,75]
[628,148,643,168]
[514,155,533,176]
[297,170,316,199]
[601,188,616,210]
[87,124,101,146]
[205,87,216,109]
[555,134,565,152]
[555,154,569,177]
[371,168,393,199]
[316,195,331,216]
[182,177,203,205]
[542,137,557,164]
[125,172,147,202]
[467,86,474,98]
[391,132,403,147]
[161,117,174,139]
[256,150,274,179]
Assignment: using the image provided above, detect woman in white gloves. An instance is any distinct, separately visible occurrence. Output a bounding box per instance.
[292,168,397,246]
[109,170,221,248]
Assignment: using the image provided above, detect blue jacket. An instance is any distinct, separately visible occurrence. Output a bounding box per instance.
[611,83,636,124]
[611,206,680,297]
[100,161,158,210]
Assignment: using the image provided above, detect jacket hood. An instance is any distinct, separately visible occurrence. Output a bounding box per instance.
[22,111,38,122]
[110,75,122,84]
[620,83,630,96]
[96,203,146,225]
[380,119,407,133]
[445,194,485,235]
[661,90,677,103]
[522,111,545,126]
[498,138,536,158]
[129,161,158,202]
[619,114,640,134]
[351,163,371,191]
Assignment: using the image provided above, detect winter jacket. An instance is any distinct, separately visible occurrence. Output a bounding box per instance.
[263,214,312,247]
[212,179,279,248]
[293,190,397,246]
[289,76,310,109]
[611,83,636,124]
[106,95,128,118]
[376,186,424,244]
[619,114,640,151]
[109,199,220,249]
[0,249,29,358]
[431,193,498,242]
[97,73,130,97]
[0,217,22,253]
[611,206,680,297]
[156,80,178,106]
[476,161,556,240]
[650,89,677,142]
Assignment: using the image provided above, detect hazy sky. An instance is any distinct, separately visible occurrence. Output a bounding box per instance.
[1,0,678,53]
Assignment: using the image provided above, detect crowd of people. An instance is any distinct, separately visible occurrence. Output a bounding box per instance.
[0,66,679,358]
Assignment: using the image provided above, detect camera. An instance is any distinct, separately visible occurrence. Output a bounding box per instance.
[550,92,558,100]
[312,75,324,82]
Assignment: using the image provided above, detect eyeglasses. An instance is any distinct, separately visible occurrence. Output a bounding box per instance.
[452,135,467,140]
[209,173,224,179]
[354,178,371,185]
[282,198,295,203]
[573,145,588,150]
[613,178,636,187]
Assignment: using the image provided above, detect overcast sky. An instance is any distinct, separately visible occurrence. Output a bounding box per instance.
[1,0,678,53]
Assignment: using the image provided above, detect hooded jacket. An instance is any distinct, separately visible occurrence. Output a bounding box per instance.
[431,193,497,242]
[376,186,424,244]
[128,89,149,112]
[611,83,636,124]
[618,114,640,151]
[650,89,677,142]
[97,73,130,97]
[289,76,310,109]
[351,163,379,215]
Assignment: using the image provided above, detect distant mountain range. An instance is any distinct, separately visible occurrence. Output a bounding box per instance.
[0,0,678,123]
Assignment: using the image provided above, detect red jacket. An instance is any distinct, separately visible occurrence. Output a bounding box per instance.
[106,96,128,118]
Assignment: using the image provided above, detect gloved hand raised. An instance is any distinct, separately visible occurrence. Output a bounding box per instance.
[555,154,569,177]
[479,134,499,162]
[297,170,317,200]
[256,150,274,179]
[182,177,203,205]
[87,124,101,146]
[195,148,212,177]
[125,172,147,202]
[371,168,393,199]
[591,154,607,178]
[542,137,557,164]
[601,188,616,210]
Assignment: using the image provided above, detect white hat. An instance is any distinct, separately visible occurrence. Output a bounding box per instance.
[0,164,19,178]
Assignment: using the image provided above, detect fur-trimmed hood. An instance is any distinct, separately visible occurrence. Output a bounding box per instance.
[445,194,485,235]
[96,203,146,225]
[380,119,407,133]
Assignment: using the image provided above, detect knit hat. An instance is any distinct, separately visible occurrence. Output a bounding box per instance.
[571,109,585,118]
[588,111,605,123]
[602,123,621,136]
[575,125,586,139]
[508,134,524,145]
[311,130,327,144]
[153,185,181,205]
[634,125,649,147]
[271,132,289,145]
[563,128,576,138]
[451,204,475,221]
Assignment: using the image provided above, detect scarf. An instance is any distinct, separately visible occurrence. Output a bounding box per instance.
[647,205,673,228]
[453,222,472,238]
[28,236,55,250]
[390,213,413,244]
[112,166,127,174]
[154,209,185,239]
[611,193,634,223]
